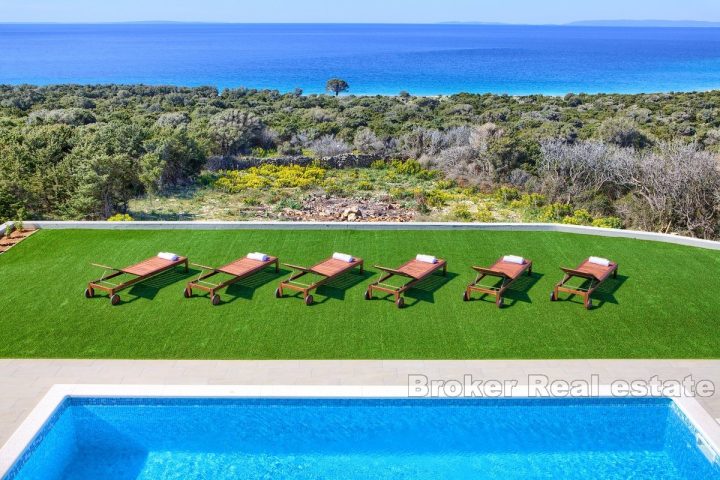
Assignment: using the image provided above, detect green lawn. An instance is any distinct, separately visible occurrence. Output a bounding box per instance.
[1,229,719,359]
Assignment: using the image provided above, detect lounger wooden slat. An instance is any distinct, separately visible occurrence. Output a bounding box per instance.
[85,255,188,305]
[184,255,279,305]
[366,257,447,308]
[464,257,533,308]
[276,255,364,305]
[551,258,618,309]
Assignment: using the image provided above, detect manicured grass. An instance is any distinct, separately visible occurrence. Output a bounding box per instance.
[1,229,719,359]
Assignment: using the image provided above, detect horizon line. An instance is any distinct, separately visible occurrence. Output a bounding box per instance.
[2,19,720,27]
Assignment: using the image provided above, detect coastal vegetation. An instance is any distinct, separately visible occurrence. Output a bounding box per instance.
[1,85,719,237]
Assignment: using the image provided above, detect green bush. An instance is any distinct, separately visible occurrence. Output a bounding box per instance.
[561,209,594,226]
[592,216,624,229]
[107,213,134,222]
[425,189,452,207]
[475,208,494,222]
[452,204,473,222]
[356,181,374,191]
[215,164,326,192]
[540,203,574,222]
[494,186,521,203]
[510,193,547,209]
[435,179,455,190]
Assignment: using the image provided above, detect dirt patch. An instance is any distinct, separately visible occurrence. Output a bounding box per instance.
[276,194,416,222]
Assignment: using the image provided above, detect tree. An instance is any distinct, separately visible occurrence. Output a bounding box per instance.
[325,78,349,97]
[209,109,263,156]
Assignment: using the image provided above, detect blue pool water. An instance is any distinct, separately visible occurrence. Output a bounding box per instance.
[4,398,720,479]
[1,24,720,95]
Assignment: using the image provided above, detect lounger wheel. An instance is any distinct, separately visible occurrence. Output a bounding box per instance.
[496,297,504,308]
[275,288,283,298]
[364,290,372,300]
[305,294,314,306]
[211,294,221,306]
[585,297,593,310]
[550,291,557,302]
[395,297,405,309]
[183,287,192,298]
[463,291,470,302]
[110,294,121,306]
[84,287,95,299]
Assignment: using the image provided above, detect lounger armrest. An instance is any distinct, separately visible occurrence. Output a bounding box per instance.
[91,263,120,271]
[471,266,510,279]
[560,267,598,281]
[374,265,414,278]
[283,263,313,273]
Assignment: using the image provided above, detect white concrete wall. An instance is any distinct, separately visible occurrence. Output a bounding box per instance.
[21,220,720,251]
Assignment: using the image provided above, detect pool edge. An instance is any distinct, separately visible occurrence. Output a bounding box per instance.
[1,384,719,478]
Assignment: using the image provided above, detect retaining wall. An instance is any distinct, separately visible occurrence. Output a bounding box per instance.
[20,221,720,251]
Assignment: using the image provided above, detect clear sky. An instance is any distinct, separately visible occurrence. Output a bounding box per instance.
[2,0,719,24]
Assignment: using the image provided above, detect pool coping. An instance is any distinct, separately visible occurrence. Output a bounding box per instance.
[14,220,720,251]
[1,384,719,478]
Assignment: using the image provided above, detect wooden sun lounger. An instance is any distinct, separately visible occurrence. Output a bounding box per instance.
[85,255,188,305]
[463,257,533,308]
[184,255,279,305]
[276,256,364,305]
[551,258,618,309]
[365,257,447,308]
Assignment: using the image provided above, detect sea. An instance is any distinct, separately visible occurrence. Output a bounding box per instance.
[1,23,720,95]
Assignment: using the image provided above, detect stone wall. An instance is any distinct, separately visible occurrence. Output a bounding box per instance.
[206,153,382,171]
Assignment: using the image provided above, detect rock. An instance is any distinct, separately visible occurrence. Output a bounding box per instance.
[347,213,357,221]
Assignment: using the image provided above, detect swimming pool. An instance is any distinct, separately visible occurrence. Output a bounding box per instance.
[3,395,719,479]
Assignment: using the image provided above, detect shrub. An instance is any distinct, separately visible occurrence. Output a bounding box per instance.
[475,208,494,222]
[390,187,413,200]
[356,181,374,191]
[309,135,352,157]
[435,179,455,190]
[107,213,133,222]
[370,160,387,170]
[494,186,521,203]
[251,147,277,158]
[214,164,326,192]
[425,189,452,207]
[561,209,594,226]
[510,193,547,209]
[540,202,574,222]
[592,216,624,229]
[452,204,473,221]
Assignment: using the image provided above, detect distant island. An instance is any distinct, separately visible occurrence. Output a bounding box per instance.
[441,20,720,28]
[565,20,720,28]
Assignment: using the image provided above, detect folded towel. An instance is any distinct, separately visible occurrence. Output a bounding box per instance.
[416,254,438,264]
[588,256,611,267]
[247,252,269,262]
[332,252,354,263]
[158,252,179,261]
[503,255,525,265]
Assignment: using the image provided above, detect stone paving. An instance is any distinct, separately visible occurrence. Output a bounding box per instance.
[1,359,719,446]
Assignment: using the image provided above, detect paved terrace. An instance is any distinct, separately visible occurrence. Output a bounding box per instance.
[1,359,719,446]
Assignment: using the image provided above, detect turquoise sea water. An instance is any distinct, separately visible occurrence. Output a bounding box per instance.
[4,398,720,479]
[1,24,720,95]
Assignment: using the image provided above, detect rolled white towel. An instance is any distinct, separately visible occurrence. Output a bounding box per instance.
[332,252,354,263]
[503,255,525,265]
[589,256,611,267]
[416,254,438,264]
[158,252,179,261]
[247,252,269,262]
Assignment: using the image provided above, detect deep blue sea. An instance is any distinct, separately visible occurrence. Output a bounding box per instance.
[1,24,720,95]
